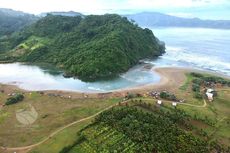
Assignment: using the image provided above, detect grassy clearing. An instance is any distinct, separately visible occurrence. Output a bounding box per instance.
[0,111,9,124]
[18,36,51,51]
[177,76,230,147]
[0,91,120,147]
[29,119,92,153]
[179,73,193,91]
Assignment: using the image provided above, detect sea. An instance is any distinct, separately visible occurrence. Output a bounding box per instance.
[0,27,229,92]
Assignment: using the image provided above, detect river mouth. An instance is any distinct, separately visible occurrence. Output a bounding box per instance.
[1,28,229,92]
[0,62,161,92]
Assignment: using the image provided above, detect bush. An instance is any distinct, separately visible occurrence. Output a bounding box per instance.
[5,93,24,105]
[192,84,200,92]
[190,72,203,78]
[126,93,137,99]
[193,92,202,99]
[160,91,177,101]
[192,78,203,85]
[190,72,230,87]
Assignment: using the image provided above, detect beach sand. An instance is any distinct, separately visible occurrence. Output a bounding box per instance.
[0,67,194,98]
[0,67,229,100]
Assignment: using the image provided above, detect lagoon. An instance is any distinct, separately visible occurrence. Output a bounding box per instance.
[0,63,160,92]
[0,28,229,92]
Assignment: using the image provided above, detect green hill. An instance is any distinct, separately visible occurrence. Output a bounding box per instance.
[0,8,37,36]
[0,14,165,81]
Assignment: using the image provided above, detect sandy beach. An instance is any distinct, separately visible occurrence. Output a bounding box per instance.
[1,67,228,99]
[0,67,208,98]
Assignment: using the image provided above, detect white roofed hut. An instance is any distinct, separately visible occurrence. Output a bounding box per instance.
[207,89,214,93]
[172,102,177,107]
[206,92,214,102]
[157,100,162,105]
[206,88,215,102]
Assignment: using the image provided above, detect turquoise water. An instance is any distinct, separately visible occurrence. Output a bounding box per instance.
[0,63,160,92]
[0,28,229,92]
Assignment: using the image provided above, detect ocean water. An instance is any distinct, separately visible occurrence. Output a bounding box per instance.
[149,28,230,76]
[0,28,229,92]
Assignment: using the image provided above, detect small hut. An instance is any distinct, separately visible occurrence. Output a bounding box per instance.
[157,100,162,105]
[172,102,177,106]
[206,88,214,102]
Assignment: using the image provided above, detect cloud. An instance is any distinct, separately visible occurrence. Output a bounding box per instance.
[0,0,228,14]
[125,0,227,8]
[0,0,107,14]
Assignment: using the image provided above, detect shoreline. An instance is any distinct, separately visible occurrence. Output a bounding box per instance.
[1,67,229,99]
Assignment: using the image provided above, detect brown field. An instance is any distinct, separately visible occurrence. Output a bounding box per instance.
[0,67,229,153]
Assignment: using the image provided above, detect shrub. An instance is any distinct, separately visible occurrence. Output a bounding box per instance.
[192,78,203,85]
[192,84,200,92]
[160,91,177,101]
[126,93,137,99]
[5,93,24,105]
[190,72,203,78]
[193,92,202,99]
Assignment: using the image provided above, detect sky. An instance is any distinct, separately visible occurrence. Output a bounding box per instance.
[0,0,230,19]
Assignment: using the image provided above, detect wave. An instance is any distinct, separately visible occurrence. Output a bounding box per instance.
[87,86,106,92]
[151,45,230,76]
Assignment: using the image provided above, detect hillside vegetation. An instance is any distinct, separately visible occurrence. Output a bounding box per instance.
[0,14,165,81]
[61,106,210,153]
[0,8,37,36]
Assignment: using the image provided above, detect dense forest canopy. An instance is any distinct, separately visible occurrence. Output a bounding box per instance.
[0,14,165,81]
[61,106,214,153]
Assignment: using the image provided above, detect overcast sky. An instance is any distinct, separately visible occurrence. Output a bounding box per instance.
[0,0,229,19]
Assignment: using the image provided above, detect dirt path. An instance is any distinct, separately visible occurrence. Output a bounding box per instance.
[0,97,208,153]
[0,67,213,153]
[0,101,128,153]
[179,99,207,108]
[143,98,207,108]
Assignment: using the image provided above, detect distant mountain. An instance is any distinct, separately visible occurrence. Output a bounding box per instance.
[0,14,165,81]
[0,8,37,36]
[39,11,84,17]
[126,12,230,29]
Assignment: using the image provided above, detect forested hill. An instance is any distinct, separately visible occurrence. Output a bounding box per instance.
[39,11,84,17]
[0,8,37,36]
[0,14,165,81]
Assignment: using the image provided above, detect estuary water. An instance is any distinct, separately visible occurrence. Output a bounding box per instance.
[0,63,160,92]
[0,28,229,92]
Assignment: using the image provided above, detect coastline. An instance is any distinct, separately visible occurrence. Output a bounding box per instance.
[1,67,229,99]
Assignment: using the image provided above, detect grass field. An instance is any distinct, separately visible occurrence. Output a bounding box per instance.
[29,119,92,153]
[178,74,230,146]
[0,91,121,148]
[0,71,229,153]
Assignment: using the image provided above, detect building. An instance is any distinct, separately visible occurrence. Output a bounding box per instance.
[207,89,214,93]
[157,100,162,105]
[172,102,177,106]
[206,92,213,102]
[206,88,214,102]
